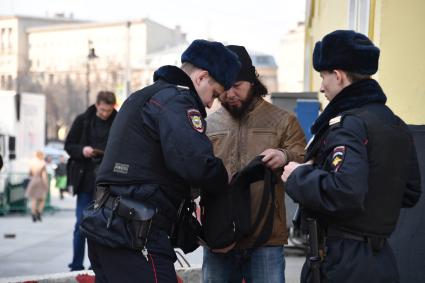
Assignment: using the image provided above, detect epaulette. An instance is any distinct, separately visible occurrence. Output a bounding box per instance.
[329,115,342,126]
[176,85,190,91]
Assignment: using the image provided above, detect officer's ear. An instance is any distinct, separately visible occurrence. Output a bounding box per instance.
[334,70,350,87]
[194,70,209,87]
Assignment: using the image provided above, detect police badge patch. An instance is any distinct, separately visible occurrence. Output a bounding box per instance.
[187,109,204,133]
[331,146,345,172]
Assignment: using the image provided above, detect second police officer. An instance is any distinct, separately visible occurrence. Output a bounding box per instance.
[282,30,421,283]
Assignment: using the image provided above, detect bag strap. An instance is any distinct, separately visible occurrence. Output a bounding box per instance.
[250,167,276,249]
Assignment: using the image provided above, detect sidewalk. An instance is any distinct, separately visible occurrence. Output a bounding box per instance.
[0,191,79,278]
[0,189,303,282]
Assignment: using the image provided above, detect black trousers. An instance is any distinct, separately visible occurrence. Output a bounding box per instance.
[301,238,399,283]
[88,240,178,283]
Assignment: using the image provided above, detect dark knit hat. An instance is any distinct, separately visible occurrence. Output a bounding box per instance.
[313,30,380,75]
[226,45,257,83]
[181,39,241,90]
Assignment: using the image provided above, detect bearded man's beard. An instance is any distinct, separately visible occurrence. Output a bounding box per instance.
[221,89,257,119]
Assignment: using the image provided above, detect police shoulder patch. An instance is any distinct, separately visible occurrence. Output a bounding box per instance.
[187,109,204,133]
[331,146,345,172]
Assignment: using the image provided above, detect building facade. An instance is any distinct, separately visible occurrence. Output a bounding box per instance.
[304,0,425,124]
[28,18,186,107]
[277,21,305,92]
[0,15,79,91]
[0,15,186,140]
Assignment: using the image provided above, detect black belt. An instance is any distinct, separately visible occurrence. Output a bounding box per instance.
[101,194,172,234]
[327,226,367,242]
[326,226,386,255]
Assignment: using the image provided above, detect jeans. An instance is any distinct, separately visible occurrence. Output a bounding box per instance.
[69,191,93,271]
[203,246,285,283]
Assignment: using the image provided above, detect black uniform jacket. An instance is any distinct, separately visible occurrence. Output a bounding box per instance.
[286,79,421,236]
[96,65,228,212]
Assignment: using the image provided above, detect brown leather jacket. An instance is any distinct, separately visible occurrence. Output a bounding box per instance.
[206,98,306,247]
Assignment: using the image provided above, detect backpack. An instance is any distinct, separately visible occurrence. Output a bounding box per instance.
[200,155,277,249]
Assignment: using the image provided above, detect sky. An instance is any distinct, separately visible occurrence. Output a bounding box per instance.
[0,0,305,57]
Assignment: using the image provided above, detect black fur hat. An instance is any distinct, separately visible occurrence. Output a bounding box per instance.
[313,30,380,75]
[181,39,241,90]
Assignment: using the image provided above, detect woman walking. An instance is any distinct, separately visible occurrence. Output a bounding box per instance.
[26,151,49,222]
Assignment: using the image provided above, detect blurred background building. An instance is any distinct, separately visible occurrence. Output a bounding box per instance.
[277,21,305,92]
[1,0,424,140]
[304,0,425,124]
[0,15,186,140]
[0,14,280,140]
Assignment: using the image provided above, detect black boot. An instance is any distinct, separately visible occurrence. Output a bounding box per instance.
[31,214,37,222]
[36,212,42,222]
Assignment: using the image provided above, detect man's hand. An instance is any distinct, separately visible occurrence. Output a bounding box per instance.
[281,160,313,182]
[82,146,94,158]
[260,148,287,170]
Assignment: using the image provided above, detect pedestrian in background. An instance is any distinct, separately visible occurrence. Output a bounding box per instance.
[65,91,117,271]
[55,155,68,200]
[282,30,422,283]
[203,45,306,283]
[25,150,49,222]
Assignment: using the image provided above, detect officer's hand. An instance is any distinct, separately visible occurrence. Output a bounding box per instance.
[281,160,313,182]
[260,148,287,170]
[82,146,94,158]
[211,242,236,254]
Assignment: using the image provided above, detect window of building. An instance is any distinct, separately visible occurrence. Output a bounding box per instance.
[1,75,5,89]
[7,28,12,49]
[348,0,370,35]
[0,28,5,51]
[7,75,13,90]
[49,74,54,84]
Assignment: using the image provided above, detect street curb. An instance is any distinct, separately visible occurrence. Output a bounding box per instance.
[0,268,202,283]
[0,271,95,283]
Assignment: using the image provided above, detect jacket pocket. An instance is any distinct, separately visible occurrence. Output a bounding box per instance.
[247,128,278,155]
[208,130,230,156]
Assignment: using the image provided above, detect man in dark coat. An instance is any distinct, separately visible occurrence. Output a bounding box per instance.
[282,30,421,283]
[86,39,241,282]
[65,91,117,271]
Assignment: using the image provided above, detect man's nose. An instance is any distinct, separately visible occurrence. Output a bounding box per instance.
[226,89,236,98]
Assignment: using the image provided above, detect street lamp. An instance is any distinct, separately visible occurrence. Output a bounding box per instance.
[86,40,98,108]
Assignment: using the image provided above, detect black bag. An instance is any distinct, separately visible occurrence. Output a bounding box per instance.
[200,155,276,249]
[170,198,202,254]
[80,190,157,250]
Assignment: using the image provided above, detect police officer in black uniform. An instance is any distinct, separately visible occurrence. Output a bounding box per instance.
[282,30,421,283]
[86,39,241,282]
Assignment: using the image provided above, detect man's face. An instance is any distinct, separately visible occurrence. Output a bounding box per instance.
[219,81,254,117]
[195,73,225,108]
[320,71,343,102]
[95,101,114,120]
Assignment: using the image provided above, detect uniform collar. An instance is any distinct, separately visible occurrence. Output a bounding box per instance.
[311,79,386,135]
[153,65,206,117]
